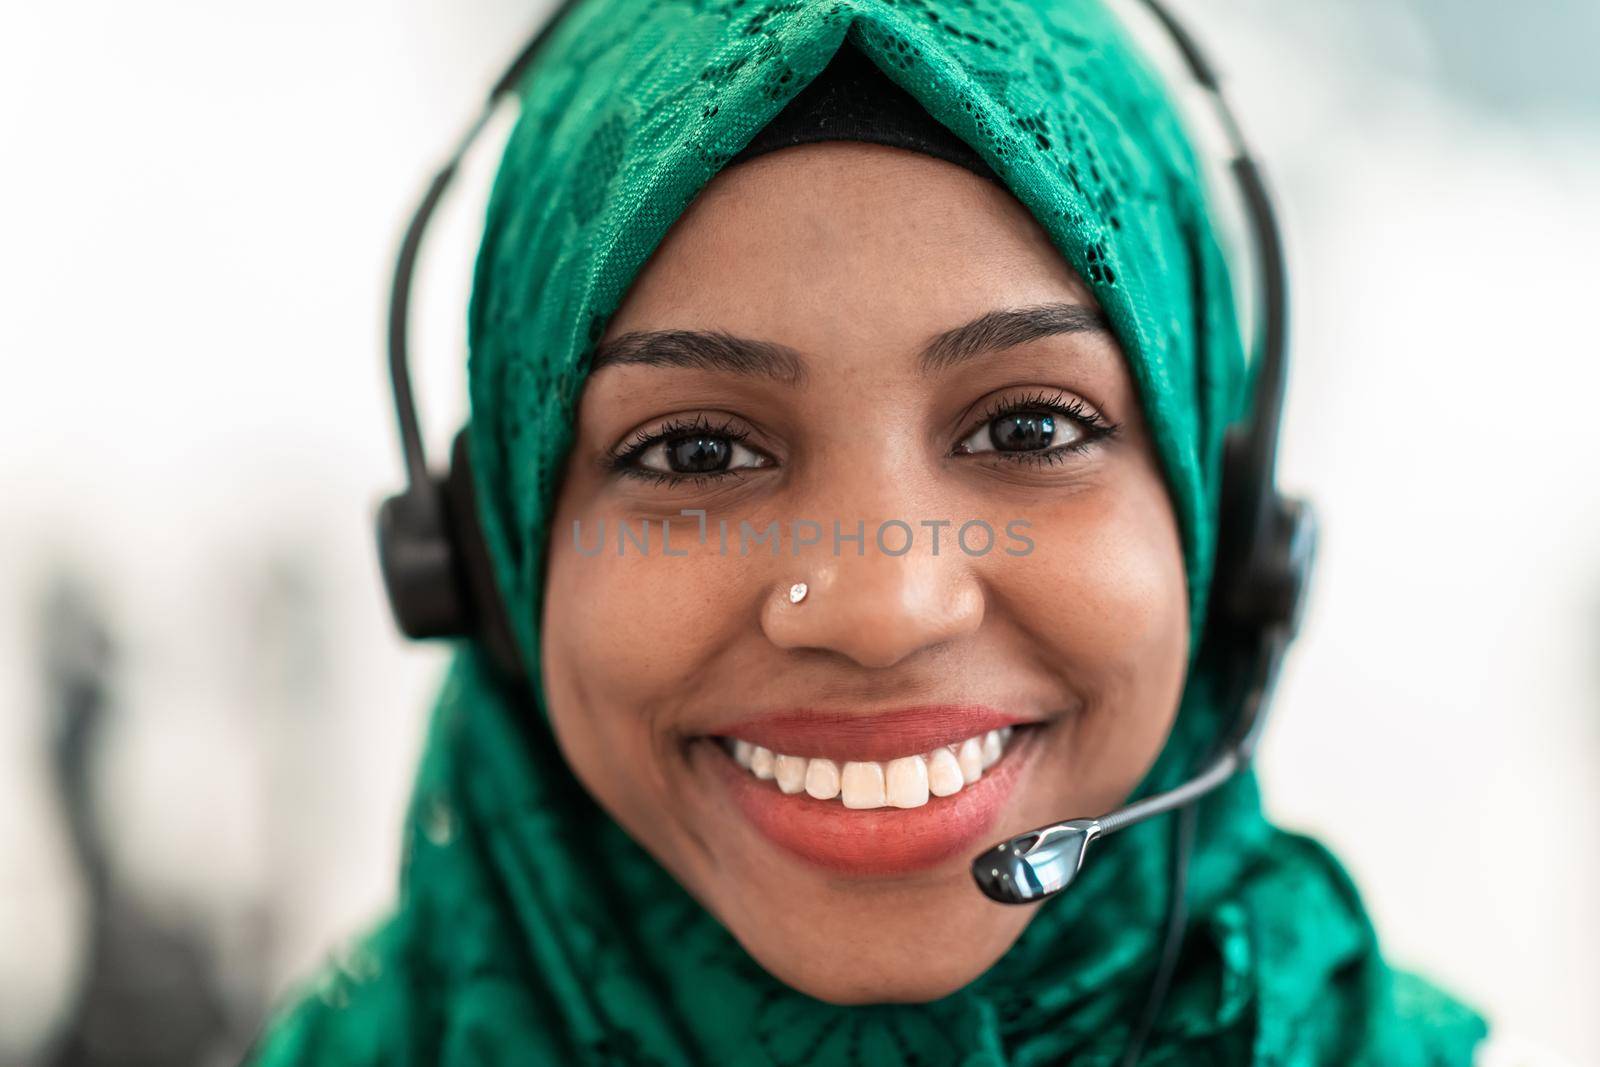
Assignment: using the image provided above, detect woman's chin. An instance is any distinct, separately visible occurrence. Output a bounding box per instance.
[736,903,1034,1006]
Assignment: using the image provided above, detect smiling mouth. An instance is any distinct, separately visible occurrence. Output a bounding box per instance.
[702,707,1044,875]
[721,726,1017,809]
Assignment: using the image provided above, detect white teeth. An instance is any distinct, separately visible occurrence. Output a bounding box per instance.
[981,730,1003,769]
[956,737,985,784]
[927,747,964,797]
[886,755,930,808]
[804,758,841,800]
[840,761,887,809]
[727,727,1021,806]
[774,754,808,795]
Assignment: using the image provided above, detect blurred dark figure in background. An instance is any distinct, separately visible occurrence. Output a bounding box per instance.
[37,574,236,1067]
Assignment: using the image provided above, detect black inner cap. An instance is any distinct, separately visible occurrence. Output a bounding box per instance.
[727,43,1004,187]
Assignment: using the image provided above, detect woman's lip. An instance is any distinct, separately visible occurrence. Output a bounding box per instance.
[703,725,1040,876]
[712,704,1037,762]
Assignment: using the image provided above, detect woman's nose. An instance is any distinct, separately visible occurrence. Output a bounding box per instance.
[759,533,986,670]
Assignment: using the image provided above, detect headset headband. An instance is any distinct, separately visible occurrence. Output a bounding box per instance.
[375,16,1316,1061]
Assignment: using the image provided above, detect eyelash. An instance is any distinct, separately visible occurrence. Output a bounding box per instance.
[606,392,1120,486]
[958,390,1121,467]
[606,413,762,486]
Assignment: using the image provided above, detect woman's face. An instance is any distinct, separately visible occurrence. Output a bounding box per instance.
[541,143,1189,1004]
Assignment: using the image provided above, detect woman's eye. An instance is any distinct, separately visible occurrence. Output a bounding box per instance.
[633,433,769,475]
[958,410,1084,455]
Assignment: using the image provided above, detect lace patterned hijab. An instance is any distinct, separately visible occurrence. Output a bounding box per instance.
[246,1,1487,1062]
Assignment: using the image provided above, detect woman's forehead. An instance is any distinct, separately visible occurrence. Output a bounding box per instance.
[602,142,1103,349]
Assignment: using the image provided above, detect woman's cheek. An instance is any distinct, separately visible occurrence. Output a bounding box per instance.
[1006,483,1186,657]
[997,478,1189,787]
[1079,505,1188,670]
[553,551,697,696]
[541,520,737,786]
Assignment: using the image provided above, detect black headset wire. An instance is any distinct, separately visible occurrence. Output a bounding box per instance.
[1108,2,1282,1061]
[1121,800,1198,1067]
[386,0,586,493]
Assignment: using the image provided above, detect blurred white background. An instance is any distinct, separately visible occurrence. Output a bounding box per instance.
[1,1,1595,1063]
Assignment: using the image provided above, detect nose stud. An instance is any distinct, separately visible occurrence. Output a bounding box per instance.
[788,582,809,605]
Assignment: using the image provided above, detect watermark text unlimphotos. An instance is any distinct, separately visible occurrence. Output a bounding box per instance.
[570,510,1035,558]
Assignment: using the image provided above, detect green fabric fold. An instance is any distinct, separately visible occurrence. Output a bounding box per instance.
[245,1,1487,1062]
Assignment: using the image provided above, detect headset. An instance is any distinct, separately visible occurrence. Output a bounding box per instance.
[376,3,1316,1053]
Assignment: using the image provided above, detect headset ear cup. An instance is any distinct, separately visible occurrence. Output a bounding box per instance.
[1208,425,1318,640]
[1263,495,1318,639]
[1208,425,1257,635]
[377,480,470,640]
[442,429,527,681]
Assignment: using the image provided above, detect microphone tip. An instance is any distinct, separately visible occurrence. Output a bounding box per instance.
[970,819,1100,905]
[971,839,1048,905]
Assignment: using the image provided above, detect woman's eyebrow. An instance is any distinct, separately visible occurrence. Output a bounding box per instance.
[919,302,1111,374]
[587,302,1109,383]
[589,329,808,384]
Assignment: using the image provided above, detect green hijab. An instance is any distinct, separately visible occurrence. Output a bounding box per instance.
[246,0,1487,1062]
